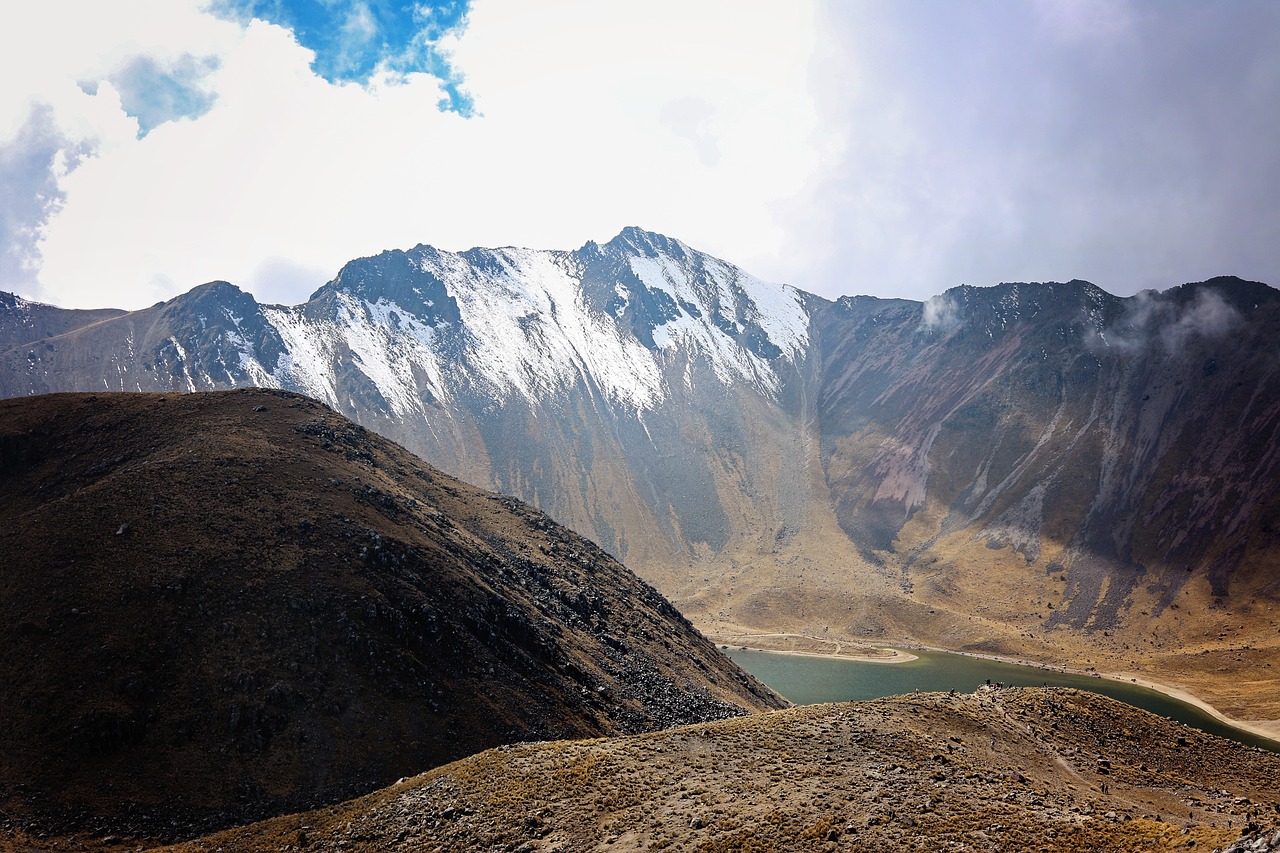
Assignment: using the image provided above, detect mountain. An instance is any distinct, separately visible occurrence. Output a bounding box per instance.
[167,687,1280,853]
[0,390,782,843]
[0,290,124,351]
[1,229,820,583]
[2,230,1278,728]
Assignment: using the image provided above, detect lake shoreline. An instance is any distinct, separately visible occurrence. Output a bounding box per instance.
[707,632,918,664]
[711,632,1280,747]
[903,642,1280,746]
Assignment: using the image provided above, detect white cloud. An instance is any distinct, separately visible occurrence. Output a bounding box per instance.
[5,0,823,309]
[1159,289,1240,353]
[1032,0,1134,44]
[5,0,1277,311]
[778,1,1280,302]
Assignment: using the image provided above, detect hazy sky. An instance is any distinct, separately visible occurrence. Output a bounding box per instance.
[2,1,1277,309]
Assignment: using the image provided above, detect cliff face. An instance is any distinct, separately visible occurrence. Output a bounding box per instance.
[0,390,782,840]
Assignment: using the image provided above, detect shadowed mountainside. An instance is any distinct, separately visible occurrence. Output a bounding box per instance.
[0,390,782,844]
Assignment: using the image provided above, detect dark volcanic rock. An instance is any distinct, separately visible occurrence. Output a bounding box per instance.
[0,390,783,843]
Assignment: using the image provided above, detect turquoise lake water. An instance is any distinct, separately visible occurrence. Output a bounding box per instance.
[725,646,1280,753]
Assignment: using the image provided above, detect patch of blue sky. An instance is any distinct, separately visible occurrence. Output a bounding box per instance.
[213,0,474,115]
[79,55,221,138]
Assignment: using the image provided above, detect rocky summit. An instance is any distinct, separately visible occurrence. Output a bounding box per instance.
[0,390,782,845]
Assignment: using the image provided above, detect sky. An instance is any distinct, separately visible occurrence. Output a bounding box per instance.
[1,0,1278,310]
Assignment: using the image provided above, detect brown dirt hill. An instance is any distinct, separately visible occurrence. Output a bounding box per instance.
[164,687,1280,853]
[0,390,783,845]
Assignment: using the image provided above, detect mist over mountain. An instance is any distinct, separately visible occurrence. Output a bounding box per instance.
[2,228,1278,726]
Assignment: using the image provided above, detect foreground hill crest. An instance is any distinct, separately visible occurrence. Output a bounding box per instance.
[169,687,1280,853]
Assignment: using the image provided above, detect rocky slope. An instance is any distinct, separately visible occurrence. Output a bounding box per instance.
[813,278,1280,620]
[0,390,782,844]
[164,687,1280,852]
[0,290,123,351]
[2,231,1278,724]
[0,229,817,577]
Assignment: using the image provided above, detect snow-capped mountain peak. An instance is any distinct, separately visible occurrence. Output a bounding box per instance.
[252,229,809,419]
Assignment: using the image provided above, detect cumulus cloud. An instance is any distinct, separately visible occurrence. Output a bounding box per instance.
[660,97,720,168]
[781,0,1280,301]
[3,0,1277,311]
[212,0,475,113]
[0,106,92,292]
[84,54,221,137]
[10,0,822,310]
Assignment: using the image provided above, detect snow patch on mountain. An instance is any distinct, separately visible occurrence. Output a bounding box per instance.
[217,307,276,389]
[260,306,341,407]
[167,337,199,392]
[243,232,809,420]
[343,295,452,412]
[629,252,808,392]
[259,296,445,417]
[417,247,664,410]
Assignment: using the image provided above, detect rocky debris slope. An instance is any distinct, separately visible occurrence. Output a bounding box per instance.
[0,291,124,352]
[1220,828,1280,853]
[812,278,1280,624]
[0,390,783,846]
[161,687,1280,853]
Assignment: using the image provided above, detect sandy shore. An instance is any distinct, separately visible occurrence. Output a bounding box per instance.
[707,631,918,664]
[711,632,1280,746]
